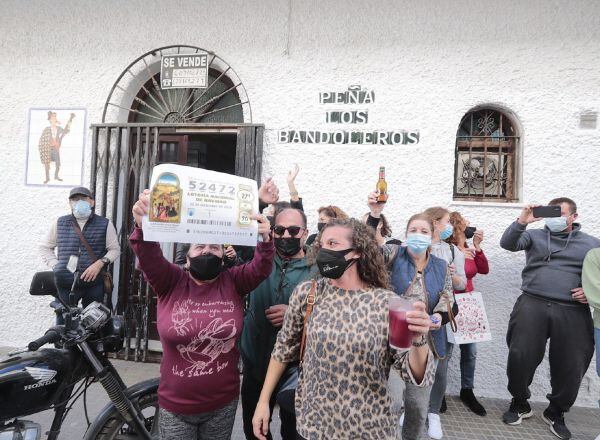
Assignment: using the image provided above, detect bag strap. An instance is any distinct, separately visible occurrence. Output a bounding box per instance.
[446,293,458,332]
[299,279,317,365]
[450,244,455,264]
[72,220,99,262]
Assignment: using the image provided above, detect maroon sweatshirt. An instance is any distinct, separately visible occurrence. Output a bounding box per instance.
[129,227,274,414]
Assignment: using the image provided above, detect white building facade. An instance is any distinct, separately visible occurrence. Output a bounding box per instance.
[0,0,599,406]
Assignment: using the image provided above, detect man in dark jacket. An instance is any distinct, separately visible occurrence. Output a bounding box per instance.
[40,187,120,321]
[240,207,315,440]
[500,197,600,440]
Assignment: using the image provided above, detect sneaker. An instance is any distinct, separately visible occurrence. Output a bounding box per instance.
[399,412,404,427]
[542,408,572,439]
[460,388,487,416]
[502,399,533,425]
[427,413,443,439]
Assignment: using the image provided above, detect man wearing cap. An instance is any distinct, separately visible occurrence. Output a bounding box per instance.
[40,187,120,321]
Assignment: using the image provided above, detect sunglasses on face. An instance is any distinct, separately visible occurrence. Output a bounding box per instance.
[272,225,304,237]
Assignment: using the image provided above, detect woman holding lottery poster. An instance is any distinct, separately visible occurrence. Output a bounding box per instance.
[131,189,274,440]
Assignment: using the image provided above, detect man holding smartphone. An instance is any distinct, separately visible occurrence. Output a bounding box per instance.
[500,197,600,439]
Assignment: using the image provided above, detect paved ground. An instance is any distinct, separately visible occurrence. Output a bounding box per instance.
[2,349,598,439]
[441,395,599,440]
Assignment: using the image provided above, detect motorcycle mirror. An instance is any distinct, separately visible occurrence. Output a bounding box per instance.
[69,271,79,307]
[29,271,58,297]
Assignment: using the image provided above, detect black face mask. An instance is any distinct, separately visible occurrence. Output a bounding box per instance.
[464,226,477,239]
[317,222,326,232]
[274,237,302,257]
[188,254,223,281]
[316,248,357,279]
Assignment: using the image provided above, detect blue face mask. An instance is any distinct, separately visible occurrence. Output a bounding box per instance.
[72,200,92,219]
[406,233,432,254]
[440,223,453,240]
[545,216,568,233]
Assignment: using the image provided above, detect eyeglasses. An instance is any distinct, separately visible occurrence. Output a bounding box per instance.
[272,225,304,237]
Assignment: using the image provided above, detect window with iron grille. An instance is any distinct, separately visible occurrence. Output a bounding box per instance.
[453,108,519,202]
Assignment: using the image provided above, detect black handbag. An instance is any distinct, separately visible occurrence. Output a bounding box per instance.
[275,280,317,414]
[276,364,299,413]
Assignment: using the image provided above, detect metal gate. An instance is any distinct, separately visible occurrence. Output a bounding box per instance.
[89,123,263,361]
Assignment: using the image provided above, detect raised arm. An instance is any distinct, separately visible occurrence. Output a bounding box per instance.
[500,205,541,251]
[472,230,489,274]
[131,189,182,297]
[229,214,275,296]
[366,189,399,266]
[500,221,533,251]
[258,177,280,214]
[286,164,302,207]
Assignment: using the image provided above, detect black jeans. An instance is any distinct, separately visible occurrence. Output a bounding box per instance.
[506,294,594,413]
[56,282,104,324]
[241,372,296,440]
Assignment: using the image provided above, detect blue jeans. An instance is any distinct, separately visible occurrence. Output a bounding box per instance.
[56,282,104,324]
[595,327,600,408]
[460,343,477,389]
[403,382,433,440]
[429,339,454,414]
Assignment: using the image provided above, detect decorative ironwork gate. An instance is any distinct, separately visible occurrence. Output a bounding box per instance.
[453,108,519,202]
[89,123,263,361]
[102,45,252,124]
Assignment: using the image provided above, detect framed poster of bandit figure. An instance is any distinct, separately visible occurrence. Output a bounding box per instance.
[25,108,86,187]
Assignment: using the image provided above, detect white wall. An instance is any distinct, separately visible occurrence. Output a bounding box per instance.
[0,0,599,406]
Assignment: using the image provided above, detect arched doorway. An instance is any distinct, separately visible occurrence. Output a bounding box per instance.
[102,45,252,124]
[89,46,263,361]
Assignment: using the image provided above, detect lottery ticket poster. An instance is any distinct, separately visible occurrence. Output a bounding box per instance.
[446,291,492,345]
[142,164,259,246]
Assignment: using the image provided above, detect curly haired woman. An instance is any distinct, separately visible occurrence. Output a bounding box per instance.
[252,218,436,440]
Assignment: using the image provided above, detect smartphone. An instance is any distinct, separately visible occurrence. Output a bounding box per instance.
[532,205,561,218]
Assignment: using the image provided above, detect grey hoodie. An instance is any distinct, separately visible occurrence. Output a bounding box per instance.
[500,220,600,302]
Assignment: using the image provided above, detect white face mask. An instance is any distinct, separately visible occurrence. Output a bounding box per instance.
[71,200,92,219]
[545,216,568,232]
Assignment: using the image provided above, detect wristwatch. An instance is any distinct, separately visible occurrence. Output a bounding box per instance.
[101,257,110,266]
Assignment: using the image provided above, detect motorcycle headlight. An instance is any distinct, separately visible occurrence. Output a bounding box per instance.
[81,302,110,332]
[100,315,125,353]
[108,315,125,339]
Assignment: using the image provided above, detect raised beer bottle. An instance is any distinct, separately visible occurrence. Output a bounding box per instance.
[376,166,388,203]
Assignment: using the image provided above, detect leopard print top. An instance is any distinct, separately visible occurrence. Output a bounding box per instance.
[272,278,436,440]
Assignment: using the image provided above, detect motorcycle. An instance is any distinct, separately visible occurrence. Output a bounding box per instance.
[0,271,159,440]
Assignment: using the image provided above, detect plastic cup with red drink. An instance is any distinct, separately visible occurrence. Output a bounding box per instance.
[388,296,415,349]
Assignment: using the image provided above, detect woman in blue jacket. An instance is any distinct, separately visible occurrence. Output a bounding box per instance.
[379,212,455,440]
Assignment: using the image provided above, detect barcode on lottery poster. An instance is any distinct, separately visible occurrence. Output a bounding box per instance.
[187,219,233,226]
